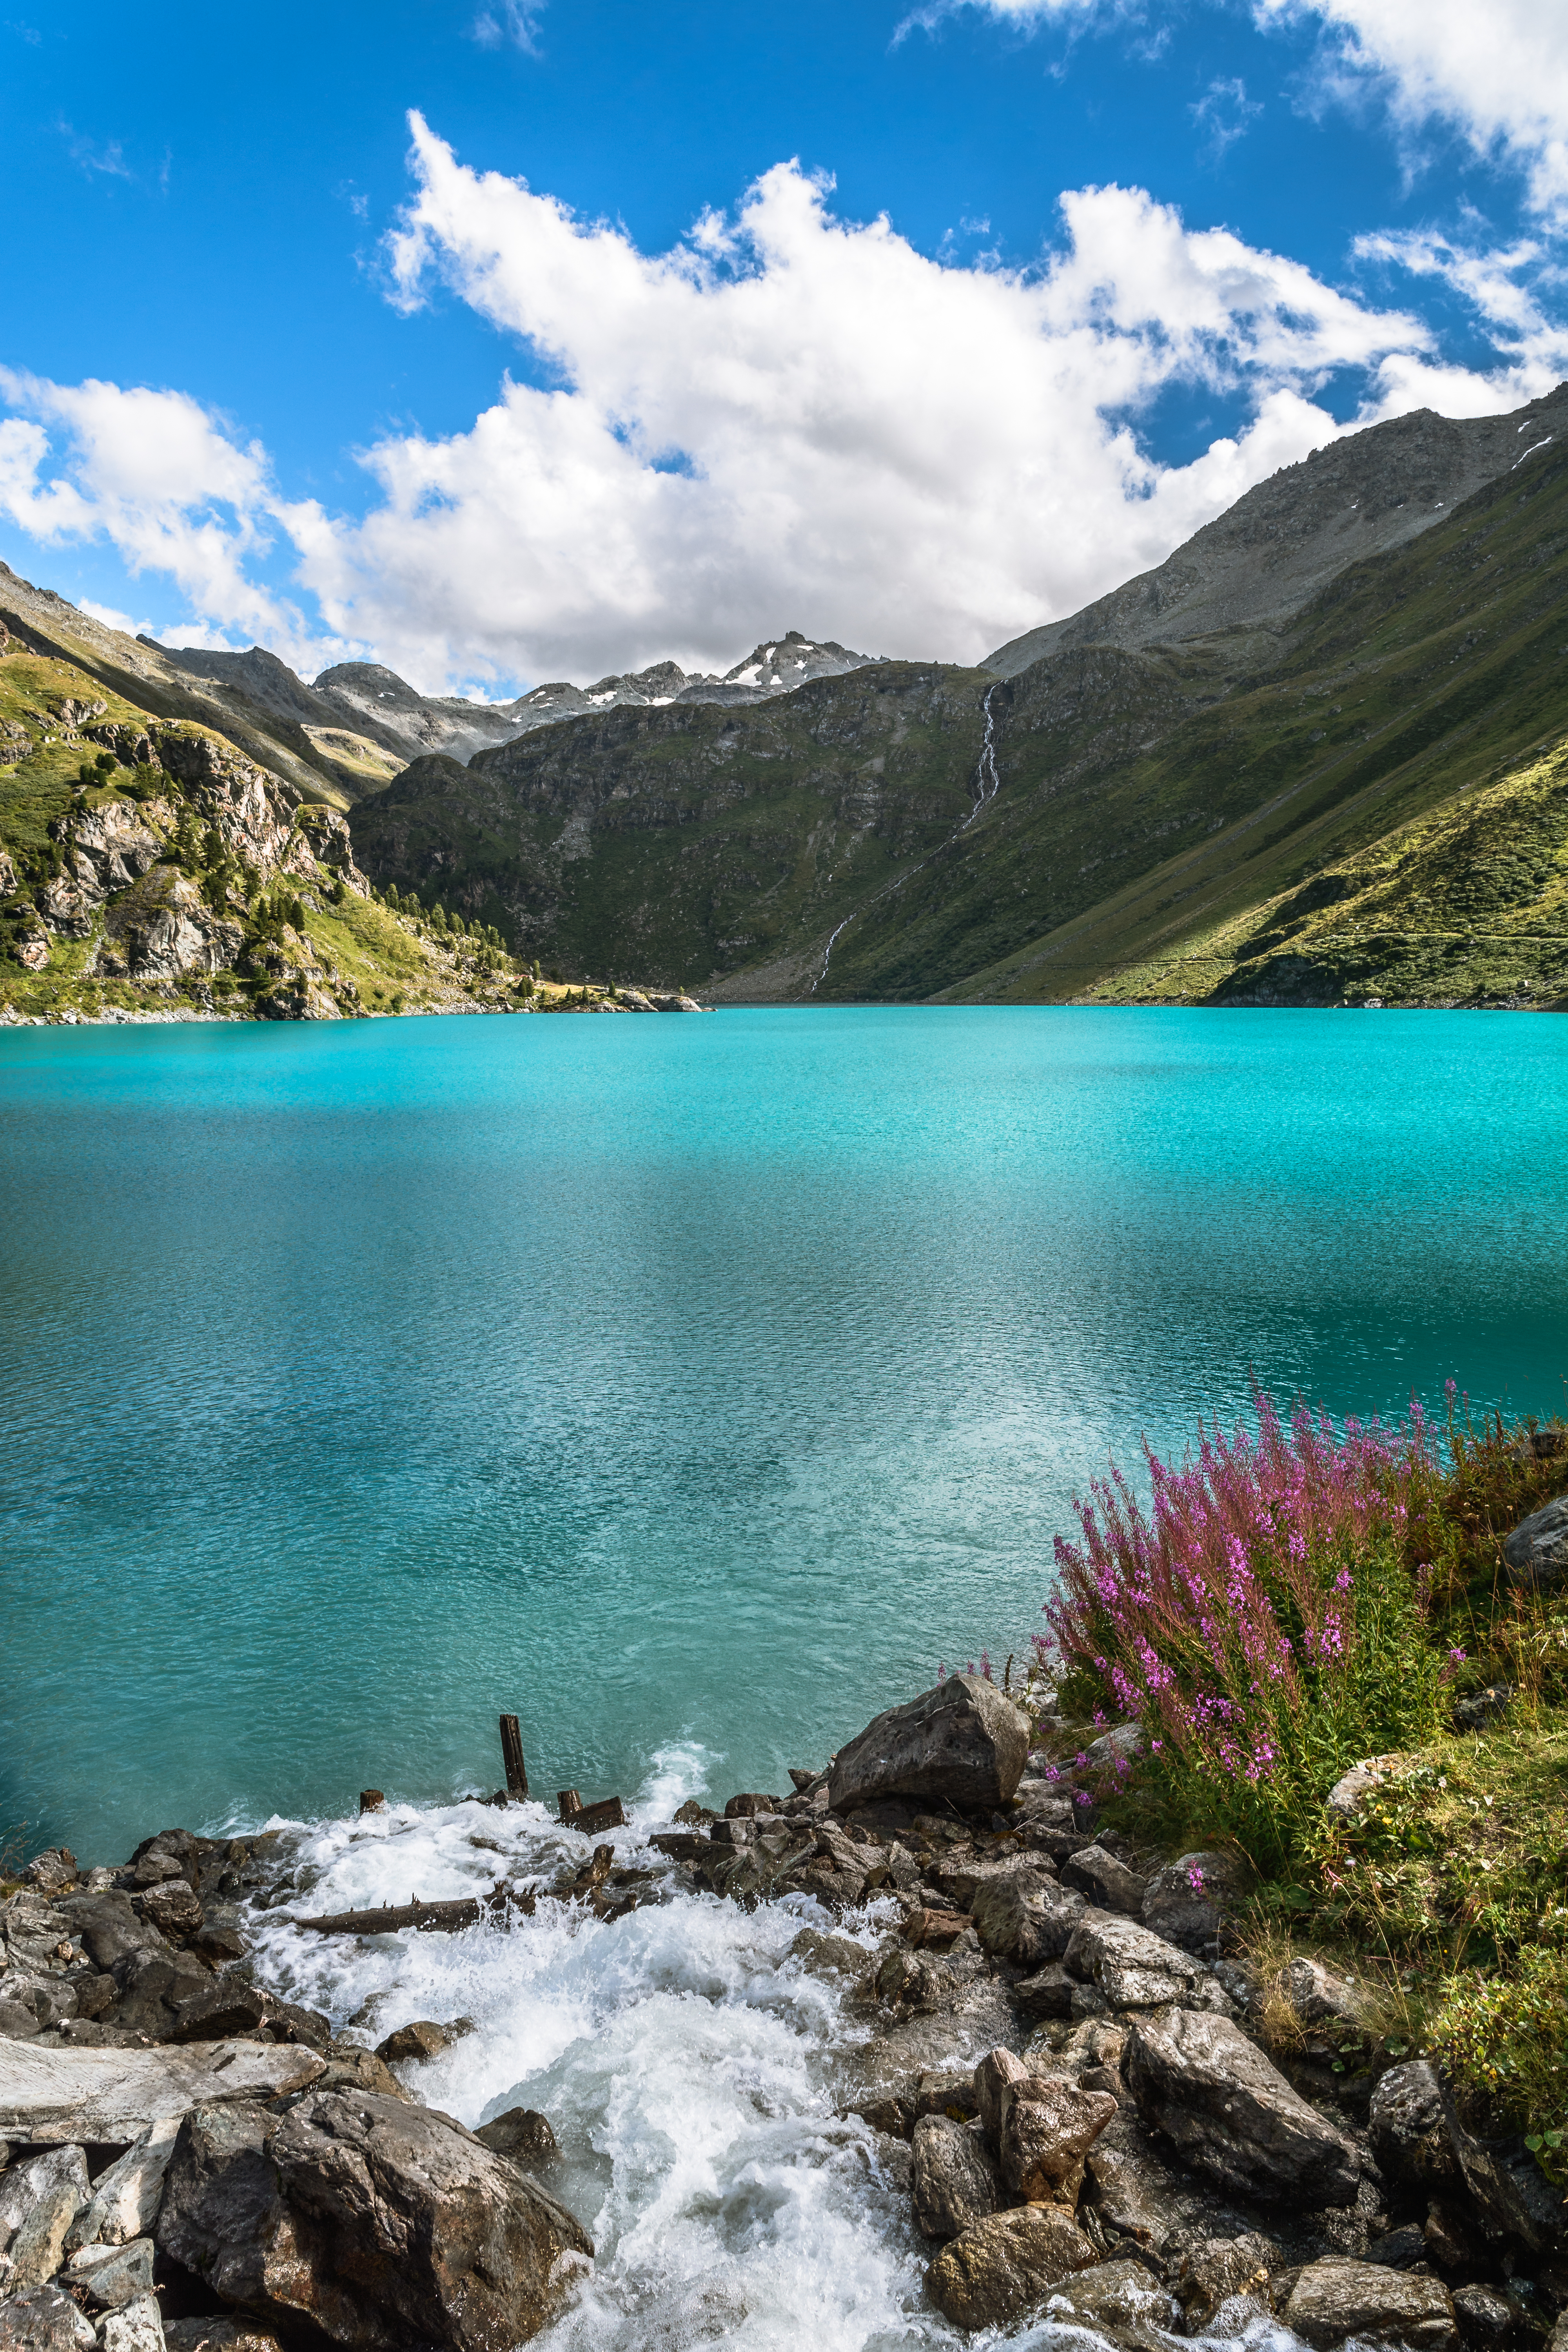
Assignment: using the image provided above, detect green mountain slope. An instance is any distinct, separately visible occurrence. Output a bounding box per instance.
[347,662,992,989]
[925,431,1568,1008]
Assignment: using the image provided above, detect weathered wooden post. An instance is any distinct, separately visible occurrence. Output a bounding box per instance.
[557,1789,582,1824]
[359,1790,385,1814]
[499,1716,529,1801]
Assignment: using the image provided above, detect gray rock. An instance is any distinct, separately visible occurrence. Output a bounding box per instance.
[1084,1724,1144,1770]
[0,2039,324,2148]
[1452,2285,1514,2348]
[1503,1494,1568,1592]
[20,1860,74,1900]
[53,1898,167,1979]
[97,2298,165,2352]
[132,1884,202,1944]
[164,2323,286,2352]
[0,2285,96,2350]
[1124,2005,1361,2206]
[1043,2255,1183,2346]
[64,2118,181,2250]
[474,2109,560,2165]
[1326,1754,1410,1819]
[1063,1913,1210,2008]
[1369,2063,1461,2192]
[966,1870,1058,1965]
[828,1677,1028,1817]
[925,2203,1096,2332]
[1062,1845,1147,1917]
[1279,1957,1372,2031]
[1283,2256,1457,2350]
[1013,1962,1075,2019]
[0,2149,90,2291]
[1447,2120,1564,2255]
[157,2091,593,2350]
[909,2114,1000,2241]
[61,2237,154,2308]
[1141,1852,1244,1954]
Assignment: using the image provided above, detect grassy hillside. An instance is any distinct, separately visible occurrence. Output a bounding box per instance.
[925,436,1568,1007]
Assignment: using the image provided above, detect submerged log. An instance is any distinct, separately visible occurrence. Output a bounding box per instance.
[287,1888,532,1936]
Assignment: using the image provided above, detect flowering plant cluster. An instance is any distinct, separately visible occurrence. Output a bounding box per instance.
[1043,1386,1452,1868]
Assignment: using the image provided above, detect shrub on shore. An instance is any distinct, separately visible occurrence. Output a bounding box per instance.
[1038,1384,1568,2171]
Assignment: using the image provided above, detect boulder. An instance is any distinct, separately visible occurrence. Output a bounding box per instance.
[1061,1846,1147,1917]
[925,2204,1096,2333]
[374,2021,454,2065]
[1448,2121,1564,2255]
[134,1883,203,1944]
[0,2149,89,2293]
[106,1949,215,2041]
[1503,1494,1568,1592]
[54,1898,167,1978]
[1327,1755,1410,1819]
[65,2118,181,2249]
[474,2110,559,2166]
[1063,1913,1211,2009]
[61,2238,155,2309]
[1282,2257,1457,2350]
[1142,1852,1243,1954]
[20,1859,75,1900]
[828,1677,1028,1817]
[1043,2256,1183,2347]
[1123,2005,1361,2206]
[1368,2063,1461,2192]
[1365,2225,1428,2270]
[0,2286,96,2350]
[156,2091,593,2350]
[1278,1957,1371,2031]
[909,2115,1000,2241]
[0,2040,324,2148]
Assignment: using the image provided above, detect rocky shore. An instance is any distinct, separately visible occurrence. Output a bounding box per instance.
[2,1673,1562,2352]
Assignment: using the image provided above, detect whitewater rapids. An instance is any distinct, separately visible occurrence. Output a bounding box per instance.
[241,1746,1304,2352]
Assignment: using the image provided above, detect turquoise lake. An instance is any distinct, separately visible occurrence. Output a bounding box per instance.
[3,1006,1565,1864]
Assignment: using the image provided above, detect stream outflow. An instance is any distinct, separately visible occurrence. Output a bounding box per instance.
[811,685,1000,995]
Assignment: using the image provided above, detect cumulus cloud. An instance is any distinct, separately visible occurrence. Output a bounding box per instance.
[0,123,1557,690]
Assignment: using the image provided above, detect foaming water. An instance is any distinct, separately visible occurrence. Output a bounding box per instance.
[247,1757,923,2352]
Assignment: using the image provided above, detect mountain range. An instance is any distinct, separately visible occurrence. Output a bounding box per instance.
[4,381,1567,1014]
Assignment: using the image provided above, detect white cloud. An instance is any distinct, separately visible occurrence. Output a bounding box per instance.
[0,124,1558,691]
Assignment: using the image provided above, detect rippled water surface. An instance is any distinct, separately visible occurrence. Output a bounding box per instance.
[3,1007,1565,1860]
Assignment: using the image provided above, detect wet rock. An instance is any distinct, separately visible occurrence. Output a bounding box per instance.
[1365,2225,1429,2269]
[1423,2201,1480,2274]
[1062,1845,1147,1917]
[1142,1852,1243,1955]
[309,2045,407,2102]
[1124,2005,1361,2206]
[1452,2285,1513,2348]
[1447,2121,1564,2256]
[925,2203,1097,2332]
[787,1929,869,1978]
[1369,2063,1461,2192]
[475,2109,560,2166]
[1064,1913,1212,2009]
[1503,1495,1568,1592]
[1172,2232,1278,2329]
[65,2119,180,2250]
[828,1677,1028,1817]
[0,2039,324,2148]
[1283,2256,1457,2350]
[0,2284,97,2349]
[374,2020,456,2065]
[999,2074,1119,2199]
[61,2237,154,2308]
[1044,2255,1183,2346]
[910,2115,1000,2241]
[157,2091,593,2351]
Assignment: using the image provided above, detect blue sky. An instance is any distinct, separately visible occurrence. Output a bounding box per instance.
[2,0,1564,691]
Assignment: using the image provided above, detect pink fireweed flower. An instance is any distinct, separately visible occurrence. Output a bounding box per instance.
[1449,1647,1467,1664]
[1186,1864,1206,1893]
